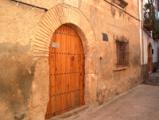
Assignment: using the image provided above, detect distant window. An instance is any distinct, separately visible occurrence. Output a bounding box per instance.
[113,0,128,8]
[116,41,129,66]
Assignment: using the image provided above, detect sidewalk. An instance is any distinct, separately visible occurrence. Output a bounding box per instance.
[53,84,159,120]
[51,70,159,120]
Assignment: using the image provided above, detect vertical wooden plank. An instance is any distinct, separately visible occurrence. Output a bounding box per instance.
[50,96,55,116]
[55,95,61,114]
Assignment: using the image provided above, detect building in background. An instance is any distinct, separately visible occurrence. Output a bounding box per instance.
[140,0,159,80]
[0,0,142,120]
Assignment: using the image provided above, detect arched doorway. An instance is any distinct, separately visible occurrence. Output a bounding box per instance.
[45,24,85,119]
[30,4,97,120]
[148,43,153,73]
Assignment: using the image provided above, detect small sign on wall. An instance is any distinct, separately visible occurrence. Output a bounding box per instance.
[52,42,60,48]
[102,33,108,41]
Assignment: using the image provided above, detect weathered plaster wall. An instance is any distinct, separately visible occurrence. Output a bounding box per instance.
[80,0,141,104]
[0,0,43,119]
[15,0,140,17]
[0,0,141,120]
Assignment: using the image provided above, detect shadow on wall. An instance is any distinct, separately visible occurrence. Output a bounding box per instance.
[0,42,35,120]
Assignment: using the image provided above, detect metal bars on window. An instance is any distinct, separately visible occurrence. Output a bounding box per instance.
[116,41,129,66]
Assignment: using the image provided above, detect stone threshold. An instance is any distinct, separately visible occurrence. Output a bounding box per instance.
[48,105,89,120]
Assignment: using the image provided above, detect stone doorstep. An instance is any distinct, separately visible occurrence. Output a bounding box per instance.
[48,105,89,120]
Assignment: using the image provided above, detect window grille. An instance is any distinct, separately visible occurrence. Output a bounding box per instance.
[116,41,129,66]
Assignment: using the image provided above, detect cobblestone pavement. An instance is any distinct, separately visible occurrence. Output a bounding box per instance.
[53,84,159,120]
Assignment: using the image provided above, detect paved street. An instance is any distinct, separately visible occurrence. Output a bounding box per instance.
[53,84,159,120]
[145,70,159,86]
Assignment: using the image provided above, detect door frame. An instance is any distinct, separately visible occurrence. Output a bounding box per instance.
[148,43,153,73]
[46,24,85,118]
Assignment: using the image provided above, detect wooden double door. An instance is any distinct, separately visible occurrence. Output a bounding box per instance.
[46,25,85,119]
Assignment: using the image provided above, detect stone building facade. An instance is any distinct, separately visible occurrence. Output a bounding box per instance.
[0,0,142,120]
[140,0,159,80]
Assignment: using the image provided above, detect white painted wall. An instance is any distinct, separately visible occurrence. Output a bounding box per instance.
[142,31,158,64]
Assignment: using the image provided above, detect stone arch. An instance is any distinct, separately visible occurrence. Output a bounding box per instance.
[29,4,97,120]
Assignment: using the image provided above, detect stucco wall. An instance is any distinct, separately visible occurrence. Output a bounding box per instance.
[0,0,141,120]
[142,32,158,64]
[0,0,44,119]
[14,0,140,17]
